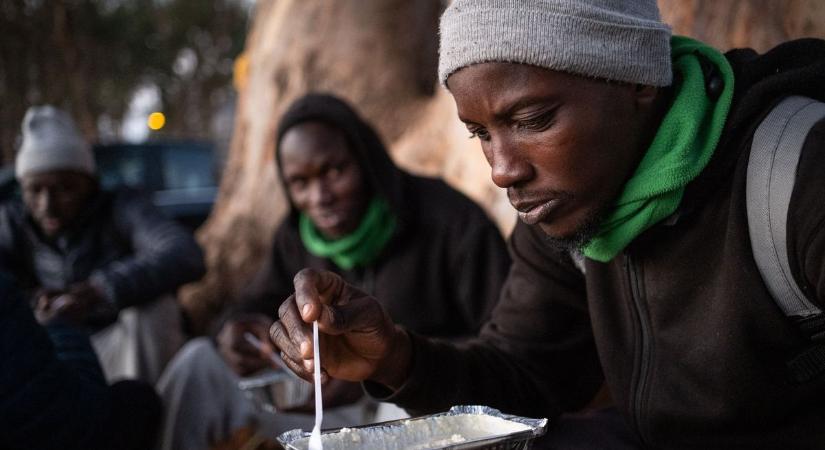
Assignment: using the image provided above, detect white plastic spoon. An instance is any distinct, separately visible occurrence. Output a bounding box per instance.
[308,320,323,450]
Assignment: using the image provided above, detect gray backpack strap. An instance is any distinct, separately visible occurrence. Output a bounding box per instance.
[747,96,825,382]
[747,96,825,327]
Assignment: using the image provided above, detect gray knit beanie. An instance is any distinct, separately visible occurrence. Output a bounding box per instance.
[439,0,673,87]
[15,105,96,180]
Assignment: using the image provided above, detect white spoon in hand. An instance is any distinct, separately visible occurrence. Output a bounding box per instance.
[308,320,323,450]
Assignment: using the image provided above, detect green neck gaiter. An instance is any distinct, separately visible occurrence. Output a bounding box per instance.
[299,197,397,270]
[582,36,735,262]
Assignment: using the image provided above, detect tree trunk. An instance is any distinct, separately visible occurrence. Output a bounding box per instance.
[182,0,825,333]
[181,0,444,331]
[659,0,825,52]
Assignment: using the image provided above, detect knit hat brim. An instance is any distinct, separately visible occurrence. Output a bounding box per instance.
[439,0,673,87]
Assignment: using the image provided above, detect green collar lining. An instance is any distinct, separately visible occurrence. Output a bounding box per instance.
[582,36,735,262]
[299,197,396,270]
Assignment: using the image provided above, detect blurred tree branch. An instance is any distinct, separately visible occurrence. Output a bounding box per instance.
[0,0,249,163]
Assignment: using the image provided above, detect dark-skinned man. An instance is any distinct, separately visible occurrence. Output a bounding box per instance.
[155,93,510,450]
[0,105,206,383]
[271,1,825,448]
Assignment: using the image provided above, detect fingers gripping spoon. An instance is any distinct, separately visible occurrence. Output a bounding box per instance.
[308,321,323,450]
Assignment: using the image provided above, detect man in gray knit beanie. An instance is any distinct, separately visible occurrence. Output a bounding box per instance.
[270,1,825,448]
[15,105,97,181]
[440,0,682,254]
[14,105,98,238]
[1,106,205,385]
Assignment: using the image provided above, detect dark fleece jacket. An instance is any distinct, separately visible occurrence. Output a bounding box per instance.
[236,94,510,339]
[370,39,825,449]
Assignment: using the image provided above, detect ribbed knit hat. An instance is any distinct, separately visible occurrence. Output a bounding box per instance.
[438,0,673,87]
[15,105,96,180]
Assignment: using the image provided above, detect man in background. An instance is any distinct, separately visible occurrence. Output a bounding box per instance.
[0,105,206,382]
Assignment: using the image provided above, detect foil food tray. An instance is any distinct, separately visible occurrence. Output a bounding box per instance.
[277,405,548,450]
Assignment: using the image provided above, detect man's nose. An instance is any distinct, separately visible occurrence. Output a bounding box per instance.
[307,180,333,206]
[487,136,534,189]
[38,190,55,214]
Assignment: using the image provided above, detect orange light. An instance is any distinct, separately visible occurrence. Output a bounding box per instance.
[147,112,166,130]
[233,52,249,91]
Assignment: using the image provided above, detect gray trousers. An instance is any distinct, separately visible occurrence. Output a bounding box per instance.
[92,295,185,384]
[155,338,380,450]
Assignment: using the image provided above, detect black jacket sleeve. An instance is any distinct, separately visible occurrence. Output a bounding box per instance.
[90,190,206,308]
[0,203,24,278]
[366,221,603,419]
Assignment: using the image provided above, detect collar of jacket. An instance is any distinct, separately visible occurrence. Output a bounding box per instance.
[668,38,825,227]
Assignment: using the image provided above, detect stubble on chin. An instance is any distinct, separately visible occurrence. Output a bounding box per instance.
[541,203,609,253]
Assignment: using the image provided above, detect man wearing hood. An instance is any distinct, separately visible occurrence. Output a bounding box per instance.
[155,93,510,450]
[271,1,825,448]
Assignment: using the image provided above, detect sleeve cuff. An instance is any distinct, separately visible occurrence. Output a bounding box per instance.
[361,331,433,408]
[88,272,116,306]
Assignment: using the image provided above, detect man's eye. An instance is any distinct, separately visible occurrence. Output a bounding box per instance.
[326,166,343,179]
[468,128,490,141]
[289,179,307,190]
[516,110,555,131]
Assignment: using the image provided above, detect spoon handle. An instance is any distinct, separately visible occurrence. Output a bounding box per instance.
[308,321,323,450]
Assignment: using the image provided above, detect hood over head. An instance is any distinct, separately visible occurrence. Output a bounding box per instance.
[274,93,407,225]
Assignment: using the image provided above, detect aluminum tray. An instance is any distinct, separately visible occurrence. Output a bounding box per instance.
[277,405,548,450]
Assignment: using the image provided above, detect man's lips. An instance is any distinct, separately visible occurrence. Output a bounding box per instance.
[311,208,347,229]
[513,198,561,225]
[39,217,62,230]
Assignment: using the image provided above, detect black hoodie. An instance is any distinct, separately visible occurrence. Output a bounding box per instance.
[371,39,825,449]
[237,94,510,339]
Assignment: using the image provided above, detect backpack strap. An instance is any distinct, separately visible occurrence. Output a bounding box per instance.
[747,95,825,383]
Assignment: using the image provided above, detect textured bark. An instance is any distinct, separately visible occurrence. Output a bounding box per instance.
[181,0,825,333]
[660,0,825,51]
[181,0,444,331]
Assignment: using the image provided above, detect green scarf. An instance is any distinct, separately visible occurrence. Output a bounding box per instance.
[582,36,735,262]
[299,197,397,270]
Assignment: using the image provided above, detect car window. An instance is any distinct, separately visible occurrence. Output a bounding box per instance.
[96,147,151,191]
[161,145,216,191]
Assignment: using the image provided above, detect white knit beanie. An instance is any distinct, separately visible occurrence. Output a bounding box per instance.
[15,105,96,180]
[439,0,673,87]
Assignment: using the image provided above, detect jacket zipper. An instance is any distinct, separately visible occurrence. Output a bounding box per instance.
[626,253,652,446]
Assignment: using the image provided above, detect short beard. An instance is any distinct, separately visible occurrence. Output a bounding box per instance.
[542,204,609,253]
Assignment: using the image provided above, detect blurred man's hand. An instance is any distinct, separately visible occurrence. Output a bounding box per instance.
[34,293,83,325]
[217,315,275,376]
[33,281,107,326]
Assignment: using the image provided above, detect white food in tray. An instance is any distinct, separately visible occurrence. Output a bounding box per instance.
[288,413,530,450]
